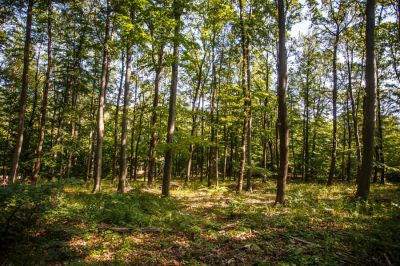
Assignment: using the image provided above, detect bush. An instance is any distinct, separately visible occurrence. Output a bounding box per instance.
[0,181,64,254]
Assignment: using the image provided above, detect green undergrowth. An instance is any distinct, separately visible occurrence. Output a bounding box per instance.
[1,178,399,265]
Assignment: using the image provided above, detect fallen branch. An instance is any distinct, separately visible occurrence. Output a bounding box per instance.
[97,224,133,233]
[289,236,321,247]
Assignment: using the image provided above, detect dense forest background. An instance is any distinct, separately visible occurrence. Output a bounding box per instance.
[1,0,400,264]
[0,0,399,196]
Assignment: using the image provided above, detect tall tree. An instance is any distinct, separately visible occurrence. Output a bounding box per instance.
[118,42,133,193]
[162,0,182,197]
[275,0,288,204]
[93,0,111,192]
[32,0,52,183]
[356,0,376,200]
[8,0,34,184]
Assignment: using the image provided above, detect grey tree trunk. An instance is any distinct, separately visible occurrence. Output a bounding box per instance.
[118,44,132,193]
[275,0,289,204]
[93,0,111,192]
[162,0,181,197]
[328,33,340,186]
[112,52,125,183]
[148,46,164,186]
[356,0,376,200]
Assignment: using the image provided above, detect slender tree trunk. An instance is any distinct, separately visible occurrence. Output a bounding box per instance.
[237,0,248,193]
[32,0,52,182]
[346,88,352,181]
[162,1,181,197]
[86,97,95,182]
[262,53,270,181]
[133,94,144,181]
[377,84,384,184]
[185,55,204,183]
[118,44,132,193]
[245,14,253,191]
[148,47,164,186]
[346,44,362,176]
[356,0,376,200]
[9,0,34,184]
[93,0,111,192]
[208,37,218,188]
[112,52,125,182]
[21,48,40,179]
[222,126,228,181]
[129,82,137,180]
[200,95,205,182]
[275,0,289,204]
[328,33,340,186]
[303,64,310,181]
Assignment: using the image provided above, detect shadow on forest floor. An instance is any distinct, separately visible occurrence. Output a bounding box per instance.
[1,179,399,265]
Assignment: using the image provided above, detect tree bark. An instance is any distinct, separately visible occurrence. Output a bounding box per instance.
[93,0,111,192]
[356,0,376,200]
[112,52,125,182]
[133,93,145,181]
[118,44,132,193]
[376,84,384,184]
[275,0,288,204]
[148,46,164,186]
[327,32,340,186]
[237,0,249,193]
[162,0,181,197]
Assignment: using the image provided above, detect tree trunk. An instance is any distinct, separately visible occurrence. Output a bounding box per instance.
[148,46,164,186]
[32,0,52,182]
[162,1,181,197]
[118,44,132,193]
[112,52,125,183]
[303,59,310,181]
[21,47,40,179]
[356,0,376,200]
[133,93,145,181]
[185,53,205,183]
[346,87,352,181]
[327,32,340,186]
[223,126,228,181]
[9,0,34,184]
[346,43,362,176]
[93,0,111,192]
[377,84,385,184]
[275,0,288,204]
[245,12,253,191]
[237,0,249,193]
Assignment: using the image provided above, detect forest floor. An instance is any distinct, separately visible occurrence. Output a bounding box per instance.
[1,178,399,265]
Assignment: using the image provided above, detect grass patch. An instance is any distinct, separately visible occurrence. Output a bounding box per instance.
[1,179,399,265]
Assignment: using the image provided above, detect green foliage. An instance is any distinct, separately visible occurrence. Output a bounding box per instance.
[1,180,400,264]
[0,181,65,252]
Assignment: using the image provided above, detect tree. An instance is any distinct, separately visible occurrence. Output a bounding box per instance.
[32,0,52,183]
[118,37,133,193]
[8,0,34,184]
[162,0,182,197]
[147,8,165,186]
[93,0,111,192]
[356,0,376,200]
[275,0,288,204]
